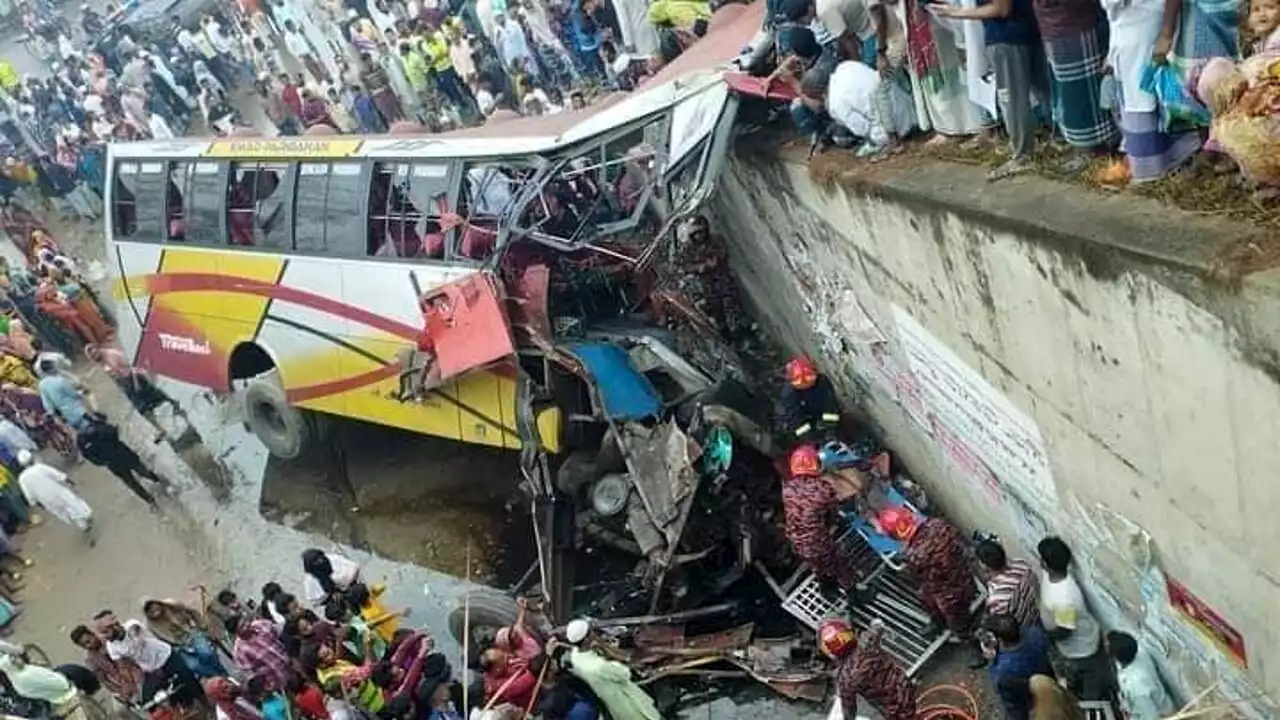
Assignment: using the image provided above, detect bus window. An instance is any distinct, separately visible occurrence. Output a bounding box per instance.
[132,162,167,243]
[367,162,450,259]
[185,162,225,246]
[227,162,289,250]
[457,164,524,262]
[166,163,190,242]
[112,163,138,239]
[295,162,365,256]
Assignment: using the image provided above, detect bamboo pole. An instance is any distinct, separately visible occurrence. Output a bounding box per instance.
[462,543,472,714]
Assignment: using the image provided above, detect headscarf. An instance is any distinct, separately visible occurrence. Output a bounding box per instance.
[203,677,264,720]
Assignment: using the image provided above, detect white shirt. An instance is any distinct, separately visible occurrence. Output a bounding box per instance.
[204,20,234,55]
[302,552,361,606]
[1039,574,1101,659]
[0,420,36,455]
[82,93,105,115]
[825,60,916,146]
[285,31,313,59]
[1117,650,1175,720]
[105,619,172,672]
[149,113,175,139]
[816,0,874,40]
[494,21,531,67]
[476,88,496,116]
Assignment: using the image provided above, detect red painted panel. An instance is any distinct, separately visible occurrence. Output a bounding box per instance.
[421,272,516,382]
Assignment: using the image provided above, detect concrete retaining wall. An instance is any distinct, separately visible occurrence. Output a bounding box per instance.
[711,147,1280,714]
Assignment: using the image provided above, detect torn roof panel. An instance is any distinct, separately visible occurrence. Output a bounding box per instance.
[569,342,663,421]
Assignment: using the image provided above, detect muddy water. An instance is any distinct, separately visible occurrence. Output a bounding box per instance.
[259,416,531,582]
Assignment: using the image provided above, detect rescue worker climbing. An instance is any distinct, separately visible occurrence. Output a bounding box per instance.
[779,356,841,441]
[882,506,978,637]
[782,444,858,588]
[821,617,917,720]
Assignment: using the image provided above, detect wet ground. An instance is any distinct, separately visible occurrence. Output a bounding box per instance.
[258,418,529,583]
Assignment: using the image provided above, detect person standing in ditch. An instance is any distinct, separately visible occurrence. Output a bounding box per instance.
[76,412,170,509]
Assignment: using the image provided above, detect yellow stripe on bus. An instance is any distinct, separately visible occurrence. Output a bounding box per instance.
[204,138,363,159]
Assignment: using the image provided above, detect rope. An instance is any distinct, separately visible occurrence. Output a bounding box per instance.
[916,683,981,720]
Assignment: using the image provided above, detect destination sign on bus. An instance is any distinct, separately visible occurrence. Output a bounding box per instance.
[204,138,363,159]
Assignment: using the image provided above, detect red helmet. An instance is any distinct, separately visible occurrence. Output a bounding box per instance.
[789,444,822,478]
[877,506,920,541]
[818,618,857,658]
[785,356,819,390]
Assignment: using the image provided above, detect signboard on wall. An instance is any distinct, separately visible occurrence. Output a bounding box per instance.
[1166,577,1248,668]
[891,306,1058,512]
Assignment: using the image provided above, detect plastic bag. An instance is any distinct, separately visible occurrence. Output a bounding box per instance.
[1140,61,1211,132]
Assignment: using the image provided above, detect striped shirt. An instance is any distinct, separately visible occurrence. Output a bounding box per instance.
[986,559,1039,627]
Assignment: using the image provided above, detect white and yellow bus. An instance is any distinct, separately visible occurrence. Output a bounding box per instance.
[103,30,750,458]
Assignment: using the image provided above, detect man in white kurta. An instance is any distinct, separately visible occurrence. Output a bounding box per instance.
[17,450,92,536]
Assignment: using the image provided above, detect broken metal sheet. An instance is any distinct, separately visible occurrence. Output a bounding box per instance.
[626,490,666,557]
[636,624,755,672]
[720,637,828,703]
[505,262,553,349]
[626,335,715,396]
[569,343,663,421]
[619,421,700,533]
[633,623,686,651]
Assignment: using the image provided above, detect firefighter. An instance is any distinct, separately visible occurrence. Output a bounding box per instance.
[880,506,978,637]
[820,618,917,720]
[782,444,857,588]
[779,355,841,440]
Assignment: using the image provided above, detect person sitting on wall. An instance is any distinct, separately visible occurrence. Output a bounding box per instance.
[778,355,841,441]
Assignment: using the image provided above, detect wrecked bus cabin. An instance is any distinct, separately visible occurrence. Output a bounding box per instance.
[102,2,985,712]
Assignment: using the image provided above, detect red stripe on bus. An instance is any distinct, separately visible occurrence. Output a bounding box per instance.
[144,273,421,341]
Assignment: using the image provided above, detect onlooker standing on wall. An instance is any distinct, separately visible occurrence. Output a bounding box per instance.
[1107,631,1175,720]
[1037,536,1112,701]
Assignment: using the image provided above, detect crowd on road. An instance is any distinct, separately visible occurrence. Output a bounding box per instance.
[0,548,659,720]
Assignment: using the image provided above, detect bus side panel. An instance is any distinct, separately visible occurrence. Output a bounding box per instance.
[111,241,164,365]
[135,248,287,391]
[258,258,348,416]
[452,369,521,449]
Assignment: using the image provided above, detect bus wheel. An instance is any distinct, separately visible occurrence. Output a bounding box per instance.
[243,380,310,459]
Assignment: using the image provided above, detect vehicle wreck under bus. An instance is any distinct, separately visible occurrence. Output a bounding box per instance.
[104,0,771,633]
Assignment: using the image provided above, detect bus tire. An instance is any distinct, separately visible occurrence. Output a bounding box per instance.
[243,380,309,459]
[448,591,519,660]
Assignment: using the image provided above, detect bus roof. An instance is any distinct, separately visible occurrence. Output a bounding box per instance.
[112,2,763,162]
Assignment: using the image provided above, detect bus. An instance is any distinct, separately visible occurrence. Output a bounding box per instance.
[103,7,757,459]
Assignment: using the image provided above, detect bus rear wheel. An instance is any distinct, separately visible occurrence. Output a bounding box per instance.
[243,380,313,459]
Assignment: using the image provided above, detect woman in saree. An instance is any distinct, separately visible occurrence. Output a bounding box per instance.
[0,311,38,363]
[0,383,77,460]
[53,270,113,344]
[35,279,108,346]
[142,597,227,679]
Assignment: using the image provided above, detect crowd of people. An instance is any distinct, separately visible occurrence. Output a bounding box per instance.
[4,0,714,152]
[0,548,663,720]
[768,0,1280,189]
